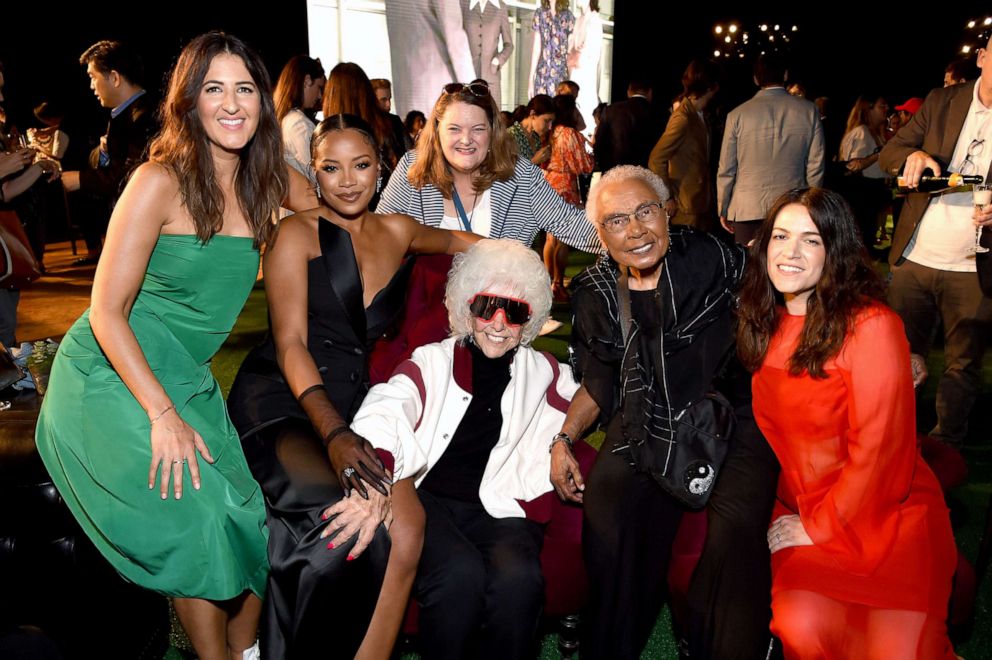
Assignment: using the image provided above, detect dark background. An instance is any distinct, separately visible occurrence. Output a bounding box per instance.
[0,3,985,164]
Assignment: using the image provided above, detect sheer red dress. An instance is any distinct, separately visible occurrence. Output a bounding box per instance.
[751,303,956,659]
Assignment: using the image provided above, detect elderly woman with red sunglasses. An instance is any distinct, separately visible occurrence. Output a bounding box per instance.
[350,238,579,660]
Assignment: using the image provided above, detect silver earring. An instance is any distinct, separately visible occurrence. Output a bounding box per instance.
[376,174,382,193]
[315,184,322,200]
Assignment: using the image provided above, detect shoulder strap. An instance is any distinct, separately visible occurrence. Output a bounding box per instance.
[617,266,633,345]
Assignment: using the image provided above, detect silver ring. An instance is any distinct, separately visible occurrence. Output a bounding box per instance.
[342,467,357,479]
[775,533,782,543]
[173,459,182,464]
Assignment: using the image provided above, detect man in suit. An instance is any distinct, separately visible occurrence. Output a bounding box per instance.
[461,0,513,108]
[385,0,477,119]
[593,79,661,172]
[62,40,156,264]
[649,59,719,232]
[716,53,825,245]
[879,37,992,448]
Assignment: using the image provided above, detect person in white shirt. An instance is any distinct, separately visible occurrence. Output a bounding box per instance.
[879,35,992,448]
[273,55,325,182]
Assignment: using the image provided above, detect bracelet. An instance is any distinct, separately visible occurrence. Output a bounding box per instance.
[297,383,325,404]
[322,425,351,448]
[149,403,176,426]
[549,431,573,453]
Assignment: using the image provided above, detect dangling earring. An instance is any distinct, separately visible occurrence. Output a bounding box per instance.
[315,184,322,200]
[376,172,383,194]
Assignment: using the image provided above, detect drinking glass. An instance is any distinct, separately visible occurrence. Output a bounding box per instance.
[972,184,991,254]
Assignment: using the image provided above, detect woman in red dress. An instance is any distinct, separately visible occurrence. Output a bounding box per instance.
[542,93,593,300]
[737,188,957,659]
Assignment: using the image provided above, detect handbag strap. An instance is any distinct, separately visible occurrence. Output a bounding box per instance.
[617,266,633,345]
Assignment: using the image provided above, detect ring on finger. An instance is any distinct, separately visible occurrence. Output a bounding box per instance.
[342,467,357,479]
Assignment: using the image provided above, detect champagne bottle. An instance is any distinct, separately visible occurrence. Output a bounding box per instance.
[895,169,984,193]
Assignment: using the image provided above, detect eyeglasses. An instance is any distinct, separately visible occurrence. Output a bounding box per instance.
[599,202,668,234]
[468,294,532,326]
[958,138,985,176]
[442,81,491,98]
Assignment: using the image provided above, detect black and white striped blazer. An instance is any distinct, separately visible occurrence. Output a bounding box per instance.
[377,150,603,254]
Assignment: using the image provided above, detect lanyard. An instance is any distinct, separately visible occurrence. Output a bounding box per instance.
[451,187,474,233]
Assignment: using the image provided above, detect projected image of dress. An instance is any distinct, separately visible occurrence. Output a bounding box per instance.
[385,0,477,118]
[529,0,574,97]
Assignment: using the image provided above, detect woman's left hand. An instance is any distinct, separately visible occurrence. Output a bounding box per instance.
[319,482,392,560]
[767,514,813,553]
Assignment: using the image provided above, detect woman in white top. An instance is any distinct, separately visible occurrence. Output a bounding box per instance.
[567,0,603,139]
[273,55,325,182]
[839,94,890,247]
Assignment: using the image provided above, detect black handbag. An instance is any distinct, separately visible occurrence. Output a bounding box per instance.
[618,268,734,508]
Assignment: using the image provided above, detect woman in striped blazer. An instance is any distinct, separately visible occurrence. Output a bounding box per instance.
[377,80,599,252]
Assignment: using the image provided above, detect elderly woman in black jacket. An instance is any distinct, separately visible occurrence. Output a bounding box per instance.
[549,165,781,659]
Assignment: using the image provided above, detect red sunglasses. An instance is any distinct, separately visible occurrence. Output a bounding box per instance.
[468,294,532,326]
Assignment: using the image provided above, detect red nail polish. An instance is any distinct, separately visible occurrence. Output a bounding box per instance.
[327,542,335,550]
[321,511,329,520]
[346,554,354,561]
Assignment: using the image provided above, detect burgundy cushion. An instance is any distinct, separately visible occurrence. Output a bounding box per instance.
[919,434,968,491]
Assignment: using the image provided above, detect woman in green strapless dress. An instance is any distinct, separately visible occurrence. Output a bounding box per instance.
[34,33,316,660]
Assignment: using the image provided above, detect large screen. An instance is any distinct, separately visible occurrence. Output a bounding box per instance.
[306,0,613,130]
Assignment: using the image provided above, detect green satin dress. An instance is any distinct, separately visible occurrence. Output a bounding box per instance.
[35,234,269,600]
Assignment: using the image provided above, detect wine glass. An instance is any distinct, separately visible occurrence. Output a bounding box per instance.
[972,184,991,254]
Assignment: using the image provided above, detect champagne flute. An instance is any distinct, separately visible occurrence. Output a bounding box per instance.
[973,184,992,254]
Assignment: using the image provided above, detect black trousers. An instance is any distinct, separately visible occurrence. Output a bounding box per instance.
[242,417,391,660]
[581,415,780,660]
[414,490,545,660]
[687,422,781,659]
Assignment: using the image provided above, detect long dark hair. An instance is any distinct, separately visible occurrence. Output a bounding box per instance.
[552,93,579,129]
[736,188,885,378]
[148,31,285,247]
[311,113,379,159]
[273,54,324,122]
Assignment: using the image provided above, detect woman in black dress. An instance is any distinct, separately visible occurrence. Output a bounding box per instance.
[227,114,476,659]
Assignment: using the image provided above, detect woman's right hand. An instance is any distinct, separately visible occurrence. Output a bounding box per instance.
[0,148,34,178]
[319,483,391,560]
[327,429,391,499]
[532,144,552,166]
[550,441,585,503]
[147,408,215,500]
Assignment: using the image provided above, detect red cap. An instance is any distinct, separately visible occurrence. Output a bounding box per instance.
[895,98,923,115]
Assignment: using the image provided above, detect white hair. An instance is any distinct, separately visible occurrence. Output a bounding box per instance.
[585,165,671,226]
[445,239,552,346]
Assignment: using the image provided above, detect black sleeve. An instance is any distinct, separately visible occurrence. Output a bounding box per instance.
[569,281,622,422]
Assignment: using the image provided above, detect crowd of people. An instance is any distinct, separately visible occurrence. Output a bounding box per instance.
[1,20,989,660]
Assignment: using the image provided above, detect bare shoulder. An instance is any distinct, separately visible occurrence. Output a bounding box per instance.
[269,210,321,257]
[372,211,424,241]
[127,162,180,201]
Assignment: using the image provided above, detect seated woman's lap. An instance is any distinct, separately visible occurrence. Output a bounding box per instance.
[241,417,391,658]
[772,589,951,659]
[414,489,545,660]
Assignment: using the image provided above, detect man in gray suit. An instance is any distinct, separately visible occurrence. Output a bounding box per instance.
[717,53,826,244]
[461,0,514,108]
[385,0,477,118]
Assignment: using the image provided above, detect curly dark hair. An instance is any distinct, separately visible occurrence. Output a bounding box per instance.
[736,188,885,378]
[147,31,286,247]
